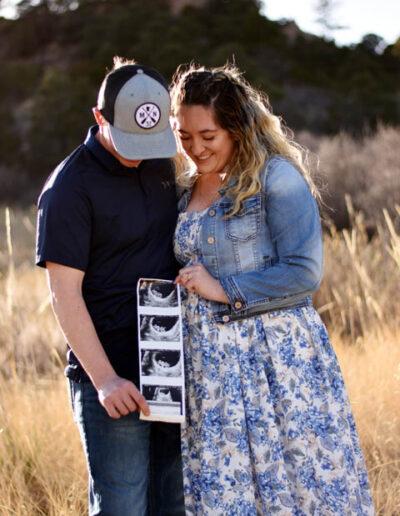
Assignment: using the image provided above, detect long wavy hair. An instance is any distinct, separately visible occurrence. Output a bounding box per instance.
[170,63,319,216]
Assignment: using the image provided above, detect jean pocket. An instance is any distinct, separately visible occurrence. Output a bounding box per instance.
[223,196,261,242]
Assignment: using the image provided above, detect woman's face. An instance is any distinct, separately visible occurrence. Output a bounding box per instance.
[175,105,236,176]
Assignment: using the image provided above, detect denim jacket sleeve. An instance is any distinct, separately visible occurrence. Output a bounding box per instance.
[219,158,323,312]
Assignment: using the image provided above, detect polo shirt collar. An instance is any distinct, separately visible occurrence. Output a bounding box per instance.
[84,125,137,175]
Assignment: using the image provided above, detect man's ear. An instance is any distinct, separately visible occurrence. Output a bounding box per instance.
[92,107,106,126]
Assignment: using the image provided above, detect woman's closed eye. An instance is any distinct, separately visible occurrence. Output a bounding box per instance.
[178,132,215,142]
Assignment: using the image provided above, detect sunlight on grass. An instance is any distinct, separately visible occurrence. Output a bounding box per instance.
[0,186,399,513]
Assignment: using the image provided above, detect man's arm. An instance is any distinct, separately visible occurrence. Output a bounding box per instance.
[46,262,149,419]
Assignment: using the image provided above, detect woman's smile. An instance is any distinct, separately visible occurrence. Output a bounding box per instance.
[176,104,236,175]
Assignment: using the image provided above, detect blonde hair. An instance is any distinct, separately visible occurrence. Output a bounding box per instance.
[170,63,319,216]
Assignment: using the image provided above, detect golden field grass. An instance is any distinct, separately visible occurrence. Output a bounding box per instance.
[0,193,399,514]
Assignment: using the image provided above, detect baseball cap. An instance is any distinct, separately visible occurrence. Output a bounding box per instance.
[98,64,177,160]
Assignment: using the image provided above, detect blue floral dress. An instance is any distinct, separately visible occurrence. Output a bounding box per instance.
[174,209,374,516]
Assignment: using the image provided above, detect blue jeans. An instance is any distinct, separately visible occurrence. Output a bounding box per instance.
[69,380,185,516]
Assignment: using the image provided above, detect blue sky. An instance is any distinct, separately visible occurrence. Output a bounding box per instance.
[261,0,400,47]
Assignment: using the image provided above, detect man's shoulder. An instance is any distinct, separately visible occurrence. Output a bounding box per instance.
[39,141,101,197]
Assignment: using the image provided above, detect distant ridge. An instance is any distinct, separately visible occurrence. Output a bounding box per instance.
[0,0,398,191]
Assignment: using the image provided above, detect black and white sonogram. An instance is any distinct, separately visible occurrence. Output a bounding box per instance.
[139,280,178,308]
[141,349,182,377]
[137,278,184,421]
[140,315,180,342]
[142,385,183,416]
[142,385,182,405]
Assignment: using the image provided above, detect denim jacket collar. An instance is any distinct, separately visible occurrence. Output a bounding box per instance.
[178,173,239,212]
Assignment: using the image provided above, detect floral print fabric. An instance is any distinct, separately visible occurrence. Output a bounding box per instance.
[174,209,374,516]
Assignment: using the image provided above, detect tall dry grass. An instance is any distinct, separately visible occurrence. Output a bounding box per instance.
[315,200,400,341]
[0,207,64,380]
[333,330,400,516]
[0,377,87,515]
[0,206,85,514]
[0,127,400,514]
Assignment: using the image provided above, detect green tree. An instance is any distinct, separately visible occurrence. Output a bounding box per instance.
[314,0,346,37]
[27,68,94,181]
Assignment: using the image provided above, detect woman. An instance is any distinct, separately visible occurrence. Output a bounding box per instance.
[171,64,374,515]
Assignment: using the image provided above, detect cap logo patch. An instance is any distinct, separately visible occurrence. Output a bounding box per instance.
[135,102,161,129]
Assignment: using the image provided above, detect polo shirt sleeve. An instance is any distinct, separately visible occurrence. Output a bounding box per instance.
[36,178,92,271]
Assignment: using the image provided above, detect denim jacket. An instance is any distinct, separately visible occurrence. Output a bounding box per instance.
[177,156,323,324]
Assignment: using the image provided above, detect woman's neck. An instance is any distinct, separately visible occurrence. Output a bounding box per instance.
[186,172,225,212]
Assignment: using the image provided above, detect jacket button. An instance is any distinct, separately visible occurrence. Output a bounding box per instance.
[207,236,215,244]
[209,209,216,217]
[222,315,230,323]
[234,301,242,309]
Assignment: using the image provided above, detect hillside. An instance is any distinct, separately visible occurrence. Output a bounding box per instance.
[1,0,399,201]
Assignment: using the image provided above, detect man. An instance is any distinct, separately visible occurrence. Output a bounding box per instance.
[36,57,184,515]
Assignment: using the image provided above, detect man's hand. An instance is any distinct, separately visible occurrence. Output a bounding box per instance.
[98,375,150,419]
[45,262,150,420]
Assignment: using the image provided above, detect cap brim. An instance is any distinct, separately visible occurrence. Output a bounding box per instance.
[108,124,177,160]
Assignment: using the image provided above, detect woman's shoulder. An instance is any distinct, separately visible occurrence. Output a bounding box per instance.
[264,155,302,178]
[262,155,309,195]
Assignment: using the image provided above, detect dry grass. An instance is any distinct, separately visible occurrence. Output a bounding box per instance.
[1,130,400,515]
[0,377,87,515]
[332,329,400,516]
[0,206,86,514]
[315,201,400,341]
[0,207,63,380]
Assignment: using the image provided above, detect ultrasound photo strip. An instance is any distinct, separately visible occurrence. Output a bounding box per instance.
[137,278,185,424]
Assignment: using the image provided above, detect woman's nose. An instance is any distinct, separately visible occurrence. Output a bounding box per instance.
[190,138,205,156]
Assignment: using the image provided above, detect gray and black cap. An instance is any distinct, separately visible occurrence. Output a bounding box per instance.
[98,64,177,160]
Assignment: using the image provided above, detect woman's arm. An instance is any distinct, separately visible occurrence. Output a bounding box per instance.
[219,159,323,311]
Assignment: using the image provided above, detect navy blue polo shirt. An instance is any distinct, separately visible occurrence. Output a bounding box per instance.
[36,126,179,384]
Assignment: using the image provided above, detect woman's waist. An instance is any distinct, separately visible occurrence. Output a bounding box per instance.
[211,294,313,324]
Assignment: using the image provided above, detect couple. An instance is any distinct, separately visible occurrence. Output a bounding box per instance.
[36,57,374,515]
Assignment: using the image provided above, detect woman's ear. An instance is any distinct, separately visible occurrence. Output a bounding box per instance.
[171,117,178,131]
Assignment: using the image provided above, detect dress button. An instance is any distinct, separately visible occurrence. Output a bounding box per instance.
[234,301,242,309]
[207,236,215,244]
[222,315,230,323]
[209,209,216,217]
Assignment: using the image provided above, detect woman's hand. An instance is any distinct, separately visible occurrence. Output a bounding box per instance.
[175,263,230,304]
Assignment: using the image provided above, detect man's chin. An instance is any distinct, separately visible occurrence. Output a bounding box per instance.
[119,158,142,168]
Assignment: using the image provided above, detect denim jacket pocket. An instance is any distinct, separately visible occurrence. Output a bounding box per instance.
[222,196,261,242]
